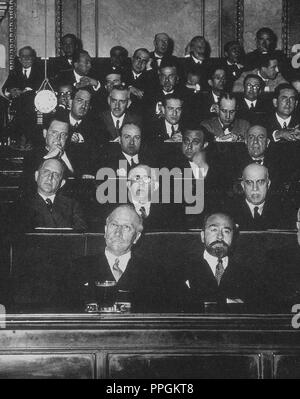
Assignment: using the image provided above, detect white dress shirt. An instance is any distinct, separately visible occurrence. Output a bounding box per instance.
[204,250,229,276]
[105,248,131,281]
[111,113,125,129]
[191,54,203,64]
[132,200,151,217]
[38,193,56,204]
[123,152,139,166]
[165,120,178,137]
[245,98,257,109]
[246,200,265,218]
[188,162,208,179]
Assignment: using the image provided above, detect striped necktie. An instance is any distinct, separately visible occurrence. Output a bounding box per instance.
[112,258,122,281]
[215,258,224,285]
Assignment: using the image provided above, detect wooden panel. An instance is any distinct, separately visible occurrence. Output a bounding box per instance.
[273,354,300,379]
[107,353,261,379]
[0,353,95,379]
[221,0,237,54]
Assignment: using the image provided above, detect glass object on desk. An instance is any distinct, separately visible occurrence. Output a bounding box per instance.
[95,280,117,311]
[115,290,132,313]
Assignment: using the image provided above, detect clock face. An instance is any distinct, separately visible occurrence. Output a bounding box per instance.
[34,90,58,113]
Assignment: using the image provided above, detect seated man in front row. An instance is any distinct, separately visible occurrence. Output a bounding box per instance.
[166,212,258,312]
[201,93,250,142]
[226,163,295,230]
[72,204,165,312]
[13,159,87,232]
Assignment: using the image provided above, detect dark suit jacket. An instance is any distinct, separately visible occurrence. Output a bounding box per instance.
[13,192,87,232]
[167,249,255,312]
[201,116,250,141]
[72,252,166,312]
[99,110,142,140]
[219,59,245,91]
[146,118,185,143]
[149,52,180,74]
[53,69,99,90]
[2,62,44,94]
[236,95,270,124]
[265,112,300,141]
[225,195,295,231]
[244,49,291,79]
[183,55,212,89]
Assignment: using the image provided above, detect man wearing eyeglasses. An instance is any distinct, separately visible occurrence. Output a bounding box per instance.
[72,204,165,311]
[226,163,294,230]
[236,74,271,124]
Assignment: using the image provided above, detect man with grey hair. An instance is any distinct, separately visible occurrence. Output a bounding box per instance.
[73,204,165,311]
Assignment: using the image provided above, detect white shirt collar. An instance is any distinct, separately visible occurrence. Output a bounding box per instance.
[132,200,151,217]
[246,199,265,217]
[61,152,74,173]
[204,250,228,276]
[69,113,81,126]
[73,69,84,83]
[244,98,257,108]
[212,91,219,104]
[162,89,174,96]
[23,66,31,76]
[132,71,142,79]
[191,54,203,64]
[188,161,208,179]
[257,70,268,82]
[122,152,139,165]
[165,120,178,137]
[154,52,163,59]
[111,112,125,127]
[105,248,131,281]
[276,113,291,128]
[38,193,56,203]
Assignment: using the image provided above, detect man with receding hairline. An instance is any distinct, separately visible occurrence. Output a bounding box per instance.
[72,204,165,311]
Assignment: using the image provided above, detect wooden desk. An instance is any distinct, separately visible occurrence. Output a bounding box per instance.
[0,313,299,379]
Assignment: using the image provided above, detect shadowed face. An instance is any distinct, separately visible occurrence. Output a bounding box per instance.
[246,126,269,158]
[241,164,270,205]
[104,207,141,256]
[159,66,178,92]
[154,33,169,56]
[132,50,149,74]
[273,88,297,119]
[163,98,182,125]
[35,159,64,197]
[261,59,279,80]
[62,37,76,58]
[57,85,73,110]
[209,69,226,92]
[19,48,34,69]
[201,214,234,258]
[226,43,242,63]
[244,77,262,101]
[182,130,206,161]
[120,124,141,156]
[191,38,206,59]
[45,120,69,152]
[74,53,91,76]
[71,89,91,120]
[105,74,122,93]
[218,98,236,127]
[257,32,274,53]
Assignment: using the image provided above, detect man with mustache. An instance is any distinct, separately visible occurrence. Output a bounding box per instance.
[167,212,255,311]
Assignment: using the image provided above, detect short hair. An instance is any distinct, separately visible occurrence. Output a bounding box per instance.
[73,85,94,99]
[218,92,237,105]
[273,83,297,100]
[183,125,213,144]
[37,158,67,180]
[62,33,78,43]
[121,123,141,136]
[106,204,144,233]
[245,124,267,138]
[73,49,90,64]
[154,33,170,42]
[208,65,226,80]
[110,46,128,58]
[190,36,210,57]
[256,27,277,43]
[244,73,264,88]
[110,84,130,96]
[43,110,69,131]
[159,63,178,73]
[162,94,183,107]
[202,211,237,235]
[18,46,36,58]
[224,40,241,54]
[258,52,278,69]
[133,48,150,58]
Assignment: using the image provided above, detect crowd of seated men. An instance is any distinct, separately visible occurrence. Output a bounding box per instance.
[0,27,300,312]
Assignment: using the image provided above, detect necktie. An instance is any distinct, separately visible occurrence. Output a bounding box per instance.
[112,258,122,281]
[131,157,138,168]
[254,206,261,220]
[23,69,28,78]
[139,206,147,219]
[283,122,287,129]
[171,125,176,137]
[250,102,254,109]
[116,119,120,135]
[45,198,53,212]
[215,258,224,286]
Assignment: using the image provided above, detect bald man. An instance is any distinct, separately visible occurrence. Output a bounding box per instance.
[72,204,165,311]
[226,163,294,230]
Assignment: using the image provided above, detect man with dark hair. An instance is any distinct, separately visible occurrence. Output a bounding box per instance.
[235,74,270,123]
[233,52,287,93]
[72,205,165,311]
[266,83,300,142]
[244,27,290,78]
[167,212,256,311]
[201,93,250,141]
[99,46,130,82]
[221,40,245,91]
[100,85,142,141]
[149,33,178,73]
[54,50,100,92]
[183,36,211,89]
[49,33,81,78]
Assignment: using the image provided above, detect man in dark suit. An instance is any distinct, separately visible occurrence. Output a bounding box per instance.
[183,36,211,89]
[15,158,87,231]
[167,212,256,312]
[220,41,245,91]
[265,83,300,142]
[147,94,184,143]
[2,46,44,145]
[201,93,250,142]
[244,27,290,79]
[99,85,142,141]
[236,74,270,124]
[227,163,295,230]
[99,46,130,83]
[54,50,100,93]
[149,33,179,74]
[72,204,165,311]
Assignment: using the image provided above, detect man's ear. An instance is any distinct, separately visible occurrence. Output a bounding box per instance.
[126,97,132,109]
[267,179,271,189]
[208,79,213,88]
[266,138,270,147]
[161,105,166,115]
[60,179,66,189]
[43,129,47,140]
[241,180,245,191]
[133,231,141,245]
[203,142,209,150]
[107,96,111,106]
[200,230,204,243]
[34,171,38,182]
[273,98,278,108]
